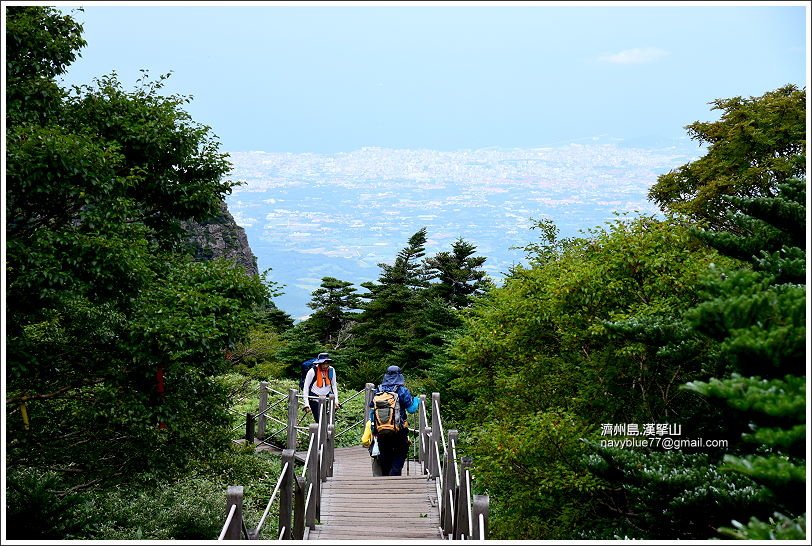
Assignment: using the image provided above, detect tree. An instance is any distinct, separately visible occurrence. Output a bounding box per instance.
[352,228,433,363]
[272,324,323,382]
[443,215,735,539]
[305,277,361,348]
[681,177,806,539]
[648,85,805,230]
[5,6,85,125]
[584,91,806,540]
[426,237,492,309]
[5,6,269,501]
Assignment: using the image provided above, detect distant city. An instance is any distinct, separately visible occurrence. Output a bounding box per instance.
[225,143,698,320]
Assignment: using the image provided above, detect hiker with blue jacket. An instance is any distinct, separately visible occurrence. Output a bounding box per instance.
[370,365,419,476]
[302,353,340,423]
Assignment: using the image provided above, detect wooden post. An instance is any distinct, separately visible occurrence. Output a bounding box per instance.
[454,456,473,539]
[307,423,319,529]
[225,485,244,540]
[364,382,375,411]
[317,395,327,480]
[325,424,335,478]
[257,381,269,440]
[287,388,298,450]
[293,476,306,539]
[325,394,335,479]
[328,393,335,427]
[278,449,294,540]
[425,426,437,479]
[418,394,427,469]
[430,392,441,478]
[319,394,327,442]
[245,412,255,444]
[472,494,489,540]
[441,430,458,535]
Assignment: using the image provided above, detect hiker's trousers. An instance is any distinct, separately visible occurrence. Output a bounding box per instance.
[377,428,410,476]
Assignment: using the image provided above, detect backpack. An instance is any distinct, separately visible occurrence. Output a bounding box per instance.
[299,358,317,390]
[372,390,402,436]
[299,359,335,391]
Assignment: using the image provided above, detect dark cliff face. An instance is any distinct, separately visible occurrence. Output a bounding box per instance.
[181,200,259,277]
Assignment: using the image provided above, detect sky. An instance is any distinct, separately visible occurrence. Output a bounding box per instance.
[50,1,808,154]
[7,0,809,318]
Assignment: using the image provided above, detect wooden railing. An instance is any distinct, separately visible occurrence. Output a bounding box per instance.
[413,390,489,540]
[218,390,336,540]
[219,384,489,540]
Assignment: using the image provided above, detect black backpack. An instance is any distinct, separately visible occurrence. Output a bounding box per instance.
[299,359,335,391]
[298,358,317,390]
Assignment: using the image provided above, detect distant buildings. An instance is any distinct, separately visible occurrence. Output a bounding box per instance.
[226,144,694,319]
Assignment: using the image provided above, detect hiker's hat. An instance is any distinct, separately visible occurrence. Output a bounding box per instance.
[314,352,332,364]
[382,365,405,386]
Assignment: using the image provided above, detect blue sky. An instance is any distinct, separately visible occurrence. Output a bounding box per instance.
[55,1,808,154]
[36,1,808,318]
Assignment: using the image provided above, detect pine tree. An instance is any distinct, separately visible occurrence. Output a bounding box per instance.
[305,276,361,348]
[681,177,806,539]
[579,87,806,539]
[426,237,492,309]
[352,228,433,366]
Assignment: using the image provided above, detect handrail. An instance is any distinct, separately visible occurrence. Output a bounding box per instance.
[217,504,237,540]
[424,394,488,540]
[219,381,488,540]
[254,460,289,535]
[432,396,447,453]
[300,434,315,479]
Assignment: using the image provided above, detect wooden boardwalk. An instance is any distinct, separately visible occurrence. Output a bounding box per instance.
[308,446,443,541]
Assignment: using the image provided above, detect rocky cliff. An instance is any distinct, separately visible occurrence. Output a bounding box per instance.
[182,200,259,277]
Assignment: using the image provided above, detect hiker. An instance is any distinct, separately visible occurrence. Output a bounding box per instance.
[369,365,419,476]
[301,353,340,423]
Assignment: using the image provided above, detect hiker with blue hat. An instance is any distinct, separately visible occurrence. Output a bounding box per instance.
[302,352,340,423]
[368,365,419,476]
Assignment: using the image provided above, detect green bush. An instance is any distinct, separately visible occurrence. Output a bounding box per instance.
[5,468,96,540]
[87,477,223,540]
[84,445,283,540]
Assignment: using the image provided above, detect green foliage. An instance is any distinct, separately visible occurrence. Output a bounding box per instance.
[5,6,86,125]
[439,215,735,538]
[5,5,273,504]
[229,327,286,380]
[684,374,805,424]
[584,447,772,539]
[5,443,285,541]
[272,324,324,381]
[250,269,295,332]
[5,468,97,540]
[334,347,388,390]
[577,92,807,542]
[679,181,806,534]
[85,476,225,540]
[346,228,487,381]
[512,216,573,266]
[648,84,806,229]
[719,512,807,540]
[304,276,361,347]
[463,410,604,539]
[425,237,493,309]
